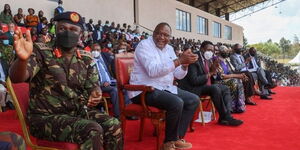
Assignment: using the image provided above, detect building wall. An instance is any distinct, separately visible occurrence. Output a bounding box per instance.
[0,0,134,26]
[0,0,243,44]
[137,0,243,44]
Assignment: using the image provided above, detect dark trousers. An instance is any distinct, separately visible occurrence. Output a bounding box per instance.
[131,88,199,142]
[101,85,131,118]
[191,84,233,120]
[241,71,255,98]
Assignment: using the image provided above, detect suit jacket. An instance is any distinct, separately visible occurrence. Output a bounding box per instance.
[86,23,95,32]
[178,55,211,94]
[0,59,9,80]
[230,53,247,72]
[101,52,115,78]
[243,53,261,69]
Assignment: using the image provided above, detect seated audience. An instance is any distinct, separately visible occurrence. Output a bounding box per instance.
[38,10,44,22]
[92,43,130,118]
[37,17,48,34]
[0,4,13,24]
[237,46,272,99]
[9,11,123,150]
[25,8,39,27]
[214,45,249,113]
[13,8,26,26]
[178,41,244,126]
[54,0,64,16]
[4,23,15,45]
[129,22,200,150]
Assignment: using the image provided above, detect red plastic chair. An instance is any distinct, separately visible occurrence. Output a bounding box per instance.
[115,53,166,150]
[6,78,79,150]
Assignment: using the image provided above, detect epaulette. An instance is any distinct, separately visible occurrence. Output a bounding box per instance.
[77,50,93,59]
[34,42,52,51]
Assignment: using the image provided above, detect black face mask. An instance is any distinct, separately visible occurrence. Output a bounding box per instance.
[250,53,256,56]
[235,48,242,54]
[220,52,229,58]
[56,30,79,50]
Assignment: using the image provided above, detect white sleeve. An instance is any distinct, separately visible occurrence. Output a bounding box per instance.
[135,42,175,78]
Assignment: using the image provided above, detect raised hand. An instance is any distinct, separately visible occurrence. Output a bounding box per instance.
[13,28,33,61]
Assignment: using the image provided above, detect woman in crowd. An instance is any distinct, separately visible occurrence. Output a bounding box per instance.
[25,8,39,27]
[214,45,249,113]
[0,4,13,24]
[13,8,26,26]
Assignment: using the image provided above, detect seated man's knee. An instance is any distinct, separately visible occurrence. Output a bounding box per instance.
[85,122,103,135]
[169,97,184,111]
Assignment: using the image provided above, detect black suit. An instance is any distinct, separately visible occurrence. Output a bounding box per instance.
[178,55,234,120]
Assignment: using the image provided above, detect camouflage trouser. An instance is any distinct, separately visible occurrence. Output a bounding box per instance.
[28,110,123,150]
[0,131,26,150]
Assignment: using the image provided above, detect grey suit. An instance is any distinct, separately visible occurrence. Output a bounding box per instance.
[230,53,247,72]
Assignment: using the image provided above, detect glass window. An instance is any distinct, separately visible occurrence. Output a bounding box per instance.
[196,16,208,35]
[176,9,191,32]
[213,21,221,38]
[224,25,232,40]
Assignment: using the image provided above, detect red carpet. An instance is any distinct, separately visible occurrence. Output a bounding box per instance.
[1,86,300,150]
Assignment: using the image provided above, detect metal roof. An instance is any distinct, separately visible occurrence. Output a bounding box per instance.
[178,0,269,16]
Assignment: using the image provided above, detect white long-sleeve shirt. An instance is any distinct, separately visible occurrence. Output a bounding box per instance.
[128,37,187,98]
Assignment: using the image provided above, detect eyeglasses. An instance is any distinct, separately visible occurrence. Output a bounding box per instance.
[154,32,171,39]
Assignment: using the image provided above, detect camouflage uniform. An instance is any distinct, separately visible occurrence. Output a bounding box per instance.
[26,43,123,150]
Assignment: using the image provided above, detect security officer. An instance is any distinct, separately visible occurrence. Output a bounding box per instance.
[9,11,123,150]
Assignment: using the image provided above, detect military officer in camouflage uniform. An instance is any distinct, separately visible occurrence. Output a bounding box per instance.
[9,11,123,150]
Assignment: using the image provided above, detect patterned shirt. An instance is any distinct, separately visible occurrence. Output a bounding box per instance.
[27,43,100,117]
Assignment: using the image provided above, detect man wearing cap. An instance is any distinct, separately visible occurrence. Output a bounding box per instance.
[9,11,123,150]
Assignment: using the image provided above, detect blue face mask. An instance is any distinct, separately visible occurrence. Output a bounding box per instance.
[107,43,112,48]
[3,40,9,45]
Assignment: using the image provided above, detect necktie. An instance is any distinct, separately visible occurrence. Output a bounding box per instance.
[204,60,211,85]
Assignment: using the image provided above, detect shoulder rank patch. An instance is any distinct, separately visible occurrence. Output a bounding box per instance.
[34,42,52,51]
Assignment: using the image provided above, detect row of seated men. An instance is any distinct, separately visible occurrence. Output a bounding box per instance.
[3,11,276,150]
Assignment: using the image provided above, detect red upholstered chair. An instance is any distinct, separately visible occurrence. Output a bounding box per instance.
[115,53,166,150]
[6,78,79,150]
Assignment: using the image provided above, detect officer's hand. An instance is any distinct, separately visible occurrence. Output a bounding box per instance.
[14,28,33,61]
[87,90,102,107]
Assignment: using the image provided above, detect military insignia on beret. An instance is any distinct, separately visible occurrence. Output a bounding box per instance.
[70,12,80,23]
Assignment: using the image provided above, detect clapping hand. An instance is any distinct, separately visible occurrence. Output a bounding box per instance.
[178,49,198,66]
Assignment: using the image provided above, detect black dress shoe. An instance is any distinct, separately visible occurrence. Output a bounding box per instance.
[269,91,276,94]
[232,110,244,114]
[126,116,139,120]
[260,95,272,100]
[218,118,243,126]
[1,107,6,112]
[6,101,15,110]
[245,99,257,105]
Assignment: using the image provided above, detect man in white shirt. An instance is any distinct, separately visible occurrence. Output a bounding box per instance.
[129,23,199,150]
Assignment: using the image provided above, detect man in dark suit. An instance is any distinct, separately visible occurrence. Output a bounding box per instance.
[245,47,275,98]
[178,41,243,126]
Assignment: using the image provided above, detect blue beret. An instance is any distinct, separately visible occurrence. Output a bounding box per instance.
[53,11,84,29]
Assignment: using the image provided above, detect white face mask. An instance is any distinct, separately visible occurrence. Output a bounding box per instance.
[204,51,213,60]
[92,51,100,58]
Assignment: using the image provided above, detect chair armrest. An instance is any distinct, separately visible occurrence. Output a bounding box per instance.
[123,84,154,92]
